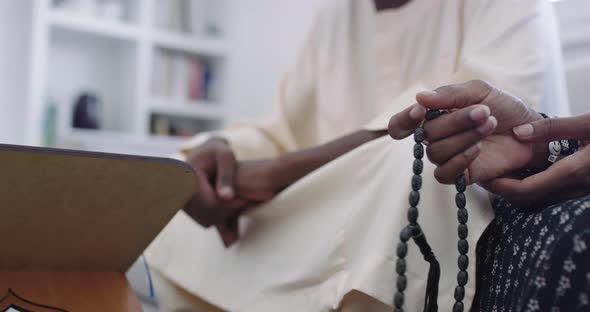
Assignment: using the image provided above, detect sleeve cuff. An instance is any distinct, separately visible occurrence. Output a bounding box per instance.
[179,126,281,161]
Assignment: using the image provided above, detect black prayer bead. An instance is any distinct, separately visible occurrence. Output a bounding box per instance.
[455,175,466,193]
[453,301,464,312]
[414,127,425,143]
[425,109,443,121]
[411,224,421,237]
[400,226,412,242]
[567,139,579,155]
[407,206,418,224]
[457,208,468,224]
[409,191,420,207]
[411,175,422,191]
[397,242,408,258]
[458,255,469,270]
[454,285,465,301]
[396,259,406,274]
[394,291,404,308]
[397,275,407,291]
[414,143,424,159]
[458,239,469,254]
[457,270,468,286]
[458,224,468,239]
[413,159,423,175]
[455,193,466,208]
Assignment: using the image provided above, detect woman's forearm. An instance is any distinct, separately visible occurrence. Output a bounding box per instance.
[272,130,387,191]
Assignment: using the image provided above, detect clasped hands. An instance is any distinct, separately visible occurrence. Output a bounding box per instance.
[388,80,590,205]
[183,138,284,247]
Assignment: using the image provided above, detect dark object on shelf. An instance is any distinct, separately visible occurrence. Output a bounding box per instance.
[150,113,220,137]
[72,93,100,129]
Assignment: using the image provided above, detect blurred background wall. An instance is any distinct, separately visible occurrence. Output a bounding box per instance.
[0,1,32,144]
[0,0,587,157]
[224,0,326,120]
[554,0,590,116]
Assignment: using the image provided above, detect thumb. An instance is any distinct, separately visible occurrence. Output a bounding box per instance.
[215,150,237,200]
[388,103,426,140]
[513,113,590,143]
[415,80,494,110]
[216,216,239,248]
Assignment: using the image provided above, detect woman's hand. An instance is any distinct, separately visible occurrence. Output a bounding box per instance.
[389,80,545,184]
[482,113,590,204]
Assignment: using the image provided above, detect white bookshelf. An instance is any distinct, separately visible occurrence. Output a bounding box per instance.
[148,97,225,119]
[153,30,226,57]
[27,0,227,156]
[48,9,140,41]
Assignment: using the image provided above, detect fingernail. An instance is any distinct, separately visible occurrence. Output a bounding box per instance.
[513,124,534,138]
[417,90,437,97]
[409,105,425,120]
[464,142,482,158]
[469,106,490,121]
[218,186,234,198]
[476,116,498,135]
[490,116,498,128]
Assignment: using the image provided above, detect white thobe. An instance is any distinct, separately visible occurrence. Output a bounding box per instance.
[146,0,569,311]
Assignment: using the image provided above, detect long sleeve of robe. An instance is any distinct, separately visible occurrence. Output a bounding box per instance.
[145,0,570,311]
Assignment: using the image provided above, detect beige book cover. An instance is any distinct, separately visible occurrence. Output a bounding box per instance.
[0,144,196,272]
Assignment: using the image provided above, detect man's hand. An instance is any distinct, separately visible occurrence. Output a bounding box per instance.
[186,137,238,200]
[183,139,302,247]
[184,137,247,247]
[235,159,282,202]
[482,113,590,204]
[183,168,249,247]
[388,80,545,185]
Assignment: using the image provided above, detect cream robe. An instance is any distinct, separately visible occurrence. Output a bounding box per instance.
[146,0,569,311]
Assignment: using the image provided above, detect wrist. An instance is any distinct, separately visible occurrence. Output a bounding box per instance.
[272,149,328,192]
[521,112,583,172]
[270,155,299,193]
[522,111,549,170]
[527,141,551,170]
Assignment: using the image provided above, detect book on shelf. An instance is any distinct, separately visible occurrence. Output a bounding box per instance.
[172,53,188,99]
[153,0,225,37]
[154,0,194,34]
[188,58,203,101]
[151,50,215,103]
[200,62,213,101]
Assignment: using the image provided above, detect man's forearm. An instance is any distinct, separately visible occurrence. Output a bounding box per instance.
[272,130,387,191]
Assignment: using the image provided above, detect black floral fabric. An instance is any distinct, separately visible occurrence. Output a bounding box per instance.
[471,195,590,312]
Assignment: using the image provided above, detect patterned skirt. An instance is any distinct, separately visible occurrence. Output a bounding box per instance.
[471,195,590,312]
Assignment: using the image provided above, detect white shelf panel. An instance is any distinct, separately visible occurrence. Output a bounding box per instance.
[153,31,226,57]
[48,10,140,41]
[58,128,188,157]
[149,97,225,119]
